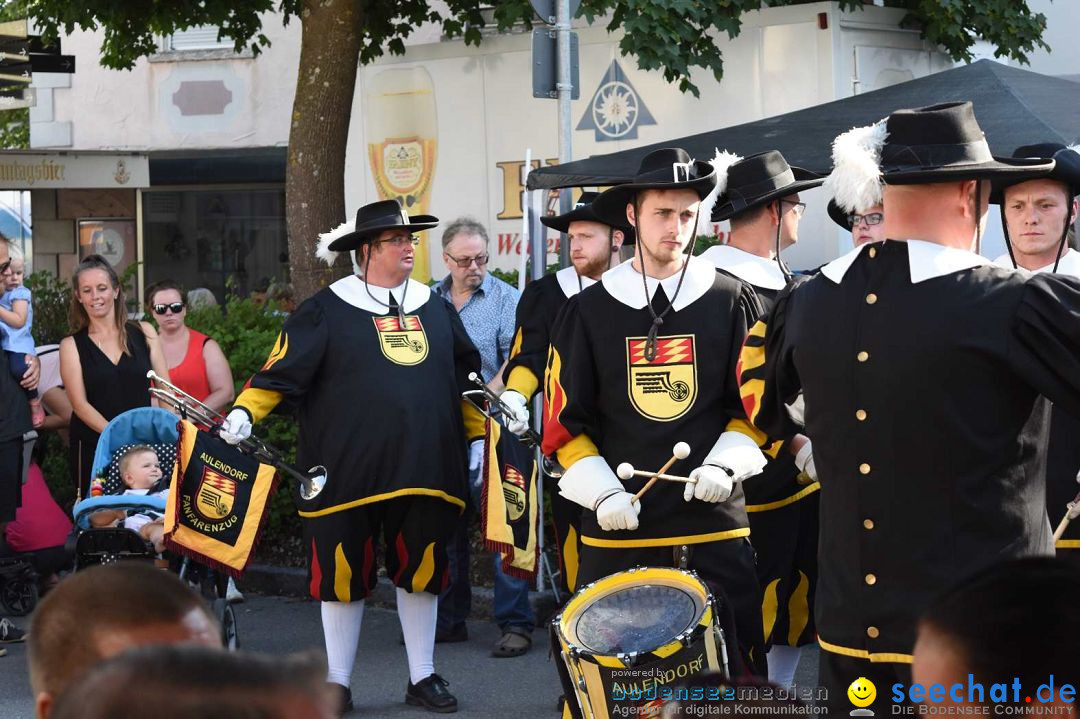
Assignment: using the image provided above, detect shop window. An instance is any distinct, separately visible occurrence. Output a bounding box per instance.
[143,189,288,306]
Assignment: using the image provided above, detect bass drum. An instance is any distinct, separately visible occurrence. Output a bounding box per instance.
[554,566,729,719]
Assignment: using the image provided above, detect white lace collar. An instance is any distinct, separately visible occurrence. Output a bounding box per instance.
[699,244,786,290]
[821,240,990,285]
[555,265,597,298]
[328,275,432,314]
[600,256,716,310]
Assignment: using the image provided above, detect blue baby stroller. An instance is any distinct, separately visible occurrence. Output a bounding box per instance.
[70,407,239,649]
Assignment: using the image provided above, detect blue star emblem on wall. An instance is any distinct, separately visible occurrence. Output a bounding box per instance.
[577,60,657,142]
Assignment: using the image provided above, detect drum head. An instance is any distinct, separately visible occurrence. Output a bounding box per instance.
[573,582,699,655]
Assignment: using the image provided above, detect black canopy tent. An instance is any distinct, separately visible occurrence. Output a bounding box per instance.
[527,60,1080,190]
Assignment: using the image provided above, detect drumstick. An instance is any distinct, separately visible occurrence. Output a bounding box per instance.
[616,463,695,484]
[631,442,691,504]
[1053,494,1080,542]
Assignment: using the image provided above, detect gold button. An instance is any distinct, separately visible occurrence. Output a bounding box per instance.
[857,351,869,362]
[856,409,867,421]
[865,573,877,585]
[859,463,871,475]
[869,247,877,258]
[863,518,875,530]
[867,626,880,639]
[865,293,878,304]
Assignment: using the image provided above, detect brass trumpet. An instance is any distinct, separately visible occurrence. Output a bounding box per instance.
[146,371,327,500]
[462,372,564,478]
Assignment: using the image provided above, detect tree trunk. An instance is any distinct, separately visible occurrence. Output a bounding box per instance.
[286,0,362,301]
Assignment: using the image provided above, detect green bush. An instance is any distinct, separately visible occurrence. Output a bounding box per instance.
[24,270,71,346]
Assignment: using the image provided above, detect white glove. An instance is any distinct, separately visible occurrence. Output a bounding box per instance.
[468,439,485,472]
[219,408,252,445]
[500,390,531,436]
[595,491,641,531]
[685,464,734,503]
[703,431,767,483]
[794,440,817,483]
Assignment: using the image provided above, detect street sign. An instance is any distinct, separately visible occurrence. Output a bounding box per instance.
[0,35,60,55]
[528,0,581,24]
[30,54,74,73]
[532,29,579,100]
[0,52,30,88]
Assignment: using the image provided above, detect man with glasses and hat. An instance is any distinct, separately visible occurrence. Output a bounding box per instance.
[741,101,1080,712]
[701,150,823,688]
[497,192,631,600]
[220,199,484,714]
[431,217,534,659]
[992,143,1080,569]
[543,147,773,680]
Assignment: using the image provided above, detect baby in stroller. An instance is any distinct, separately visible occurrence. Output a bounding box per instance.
[88,445,169,553]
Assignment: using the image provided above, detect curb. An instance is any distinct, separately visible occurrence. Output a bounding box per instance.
[241,563,561,621]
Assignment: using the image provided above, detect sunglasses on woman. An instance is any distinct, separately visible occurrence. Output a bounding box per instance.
[153,302,186,315]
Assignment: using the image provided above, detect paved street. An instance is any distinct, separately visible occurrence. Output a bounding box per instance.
[0,592,819,717]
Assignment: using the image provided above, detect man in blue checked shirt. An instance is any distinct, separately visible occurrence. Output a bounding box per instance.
[434,217,535,658]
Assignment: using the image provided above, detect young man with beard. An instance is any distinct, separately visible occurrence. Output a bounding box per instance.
[543,148,772,685]
[497,192,630,599]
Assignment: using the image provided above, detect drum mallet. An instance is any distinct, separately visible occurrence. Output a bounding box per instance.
[616,463,695,484]
[1053,488,1080,542]
[628,442,691,504]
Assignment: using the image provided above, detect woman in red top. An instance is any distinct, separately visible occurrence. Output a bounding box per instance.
[144,281,234,413]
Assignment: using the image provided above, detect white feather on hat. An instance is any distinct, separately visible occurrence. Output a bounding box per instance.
[696,149,742,234]
[823,120,889,213]
[315,221,354,266]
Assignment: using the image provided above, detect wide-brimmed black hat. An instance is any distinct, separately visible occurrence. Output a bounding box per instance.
[326,199,439,252]
[540,191,636,244]
[879,102,1054,185]
[592,148,716,227]
[990,143,1080,204]
[711,151,824,222]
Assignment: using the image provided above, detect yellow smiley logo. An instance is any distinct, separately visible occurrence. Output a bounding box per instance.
[848,677,877,708]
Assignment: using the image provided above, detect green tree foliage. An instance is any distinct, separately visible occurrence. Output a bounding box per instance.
[26,0,1049,94]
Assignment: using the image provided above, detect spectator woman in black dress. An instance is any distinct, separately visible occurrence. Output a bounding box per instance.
[59,256,170,497]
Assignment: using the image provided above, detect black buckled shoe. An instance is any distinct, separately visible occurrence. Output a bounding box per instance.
[405,673,457,713]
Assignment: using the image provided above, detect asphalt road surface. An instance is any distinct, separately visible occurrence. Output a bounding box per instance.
[0,593,819,717]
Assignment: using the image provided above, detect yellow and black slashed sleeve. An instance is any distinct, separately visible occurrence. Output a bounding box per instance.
[236,299,329,423]
[737,281,804,443]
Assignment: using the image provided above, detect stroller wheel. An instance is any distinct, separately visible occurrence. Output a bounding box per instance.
[1,578,39,616]
[215,598,240,651]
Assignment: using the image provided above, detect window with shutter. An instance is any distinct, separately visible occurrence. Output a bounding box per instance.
[164,26,234,52]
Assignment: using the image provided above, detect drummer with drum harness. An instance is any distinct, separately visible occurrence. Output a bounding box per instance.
[542,148,774,688]
[499,191,631,596]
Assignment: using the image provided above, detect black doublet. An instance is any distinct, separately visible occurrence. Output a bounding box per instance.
[245,287,480,515]
[742,239,1080,659]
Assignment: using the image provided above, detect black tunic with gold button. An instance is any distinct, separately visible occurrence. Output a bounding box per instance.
[740,239,1080,663]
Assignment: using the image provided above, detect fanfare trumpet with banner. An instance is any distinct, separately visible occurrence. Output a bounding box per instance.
[147,371,327,500]
[462,371,563,478]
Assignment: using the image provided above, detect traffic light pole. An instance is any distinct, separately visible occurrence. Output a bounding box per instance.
[556,0,572,269]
